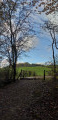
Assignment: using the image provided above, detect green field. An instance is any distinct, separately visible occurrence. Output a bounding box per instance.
[0,65,58,87]
[0,65,58,80]
[16,66,51,76]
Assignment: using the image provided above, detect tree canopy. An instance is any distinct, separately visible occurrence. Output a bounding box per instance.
[31,0,58,15]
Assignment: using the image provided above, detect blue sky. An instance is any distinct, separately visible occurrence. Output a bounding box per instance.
[18,33,58,64]
[1,1,58,66]
[18,11,58,64]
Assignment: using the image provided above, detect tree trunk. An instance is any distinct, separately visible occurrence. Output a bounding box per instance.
[52,43,56,80]
[13,63,16,82]
[12,43,17,82]
[44,70,45,80]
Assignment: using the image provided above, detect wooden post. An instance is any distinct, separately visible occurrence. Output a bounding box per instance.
[44,70,45,80]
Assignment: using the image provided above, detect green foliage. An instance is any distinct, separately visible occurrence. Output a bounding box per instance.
[17,66,51,77]
[47,65,58,77]
[0,67,13,85]
[16,69,36,78]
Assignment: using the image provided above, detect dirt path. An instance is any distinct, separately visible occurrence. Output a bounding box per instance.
[0,80,58,120]
[0,80,42,120]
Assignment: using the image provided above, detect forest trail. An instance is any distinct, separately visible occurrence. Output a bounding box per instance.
[0,79,58,120]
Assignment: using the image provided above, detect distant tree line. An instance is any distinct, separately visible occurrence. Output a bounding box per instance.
[16,62,45,67]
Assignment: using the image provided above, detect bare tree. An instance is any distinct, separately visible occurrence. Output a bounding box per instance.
[43,21,58,79]
[31,0,58,78]
[0,0,35,81]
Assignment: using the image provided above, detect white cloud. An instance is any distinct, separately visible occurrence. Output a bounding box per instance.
[0,59,9,68]
[20,35,39,51]
[47,11,58,25]
[30,13,44,24]
[36,62,45,65]
[17,61,24,64]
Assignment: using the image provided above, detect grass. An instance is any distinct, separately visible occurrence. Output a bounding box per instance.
[0,65,58,88]
[0,66,51,87]
[16,66,51,76]
[0,65,58,81]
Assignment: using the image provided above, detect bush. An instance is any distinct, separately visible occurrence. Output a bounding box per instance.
[0,67,14,87]
[19,70,36,78]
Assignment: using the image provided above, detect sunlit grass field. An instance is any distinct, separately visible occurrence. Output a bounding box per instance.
[0,65,58,87]
[16,66,51,76]
[0,65,58,80]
